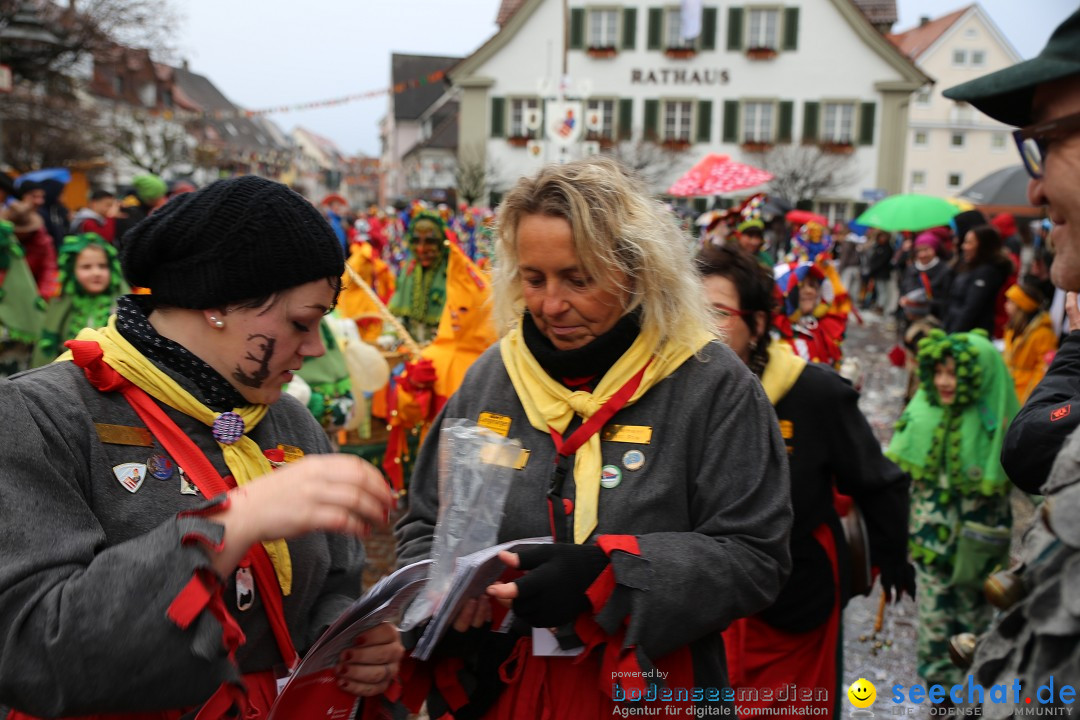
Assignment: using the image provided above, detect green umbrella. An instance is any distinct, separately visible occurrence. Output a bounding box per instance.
[854,194,961,232]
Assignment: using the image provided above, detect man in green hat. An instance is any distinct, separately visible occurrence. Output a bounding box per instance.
[944,10,1080,712]
[945,8,1080,290]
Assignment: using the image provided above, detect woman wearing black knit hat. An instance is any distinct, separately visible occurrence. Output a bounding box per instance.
[0,176,402,719]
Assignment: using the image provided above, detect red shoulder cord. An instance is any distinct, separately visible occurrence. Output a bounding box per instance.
[68,340,299,717]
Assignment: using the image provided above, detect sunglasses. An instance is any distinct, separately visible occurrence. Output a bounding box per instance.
[1013,109,1080,179]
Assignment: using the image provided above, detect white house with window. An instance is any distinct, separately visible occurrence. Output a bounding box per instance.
[890,5,1022,197]
[451,0,929,220]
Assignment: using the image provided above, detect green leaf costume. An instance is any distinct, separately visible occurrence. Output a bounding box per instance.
[886,330,1018,564]
[0,220,46,376]
[32,233,127,368]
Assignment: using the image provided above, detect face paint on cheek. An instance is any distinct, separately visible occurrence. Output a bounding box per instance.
[232,334,277,388]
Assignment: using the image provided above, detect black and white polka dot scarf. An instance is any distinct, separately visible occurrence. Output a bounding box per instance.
[115,295,246,411]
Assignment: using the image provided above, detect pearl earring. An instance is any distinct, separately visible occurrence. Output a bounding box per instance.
[210,316,224,328]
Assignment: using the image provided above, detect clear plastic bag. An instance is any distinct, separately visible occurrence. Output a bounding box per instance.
[400,419,521,630]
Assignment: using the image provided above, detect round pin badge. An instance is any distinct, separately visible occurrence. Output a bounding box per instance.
[147,454,175,480]
[622,449,645,471]
[212,411,245,445]
[600,464,622,489]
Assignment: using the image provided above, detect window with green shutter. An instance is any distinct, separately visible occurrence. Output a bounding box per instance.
[859,102,876,145]
[491,96,505,138]
[570,8,585,50]
[777,101,794,143]
[722,100,739,143]
[696,100,713,143]
[618,98,633,140]
[622,8,638,50]
[647,8,663,50]
[782,8,799,51]
[701,7,718,50]
[802,101,819,143]
[644,99,659,140]
[727,7,744,50]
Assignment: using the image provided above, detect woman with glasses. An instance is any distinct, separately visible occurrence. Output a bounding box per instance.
[698,245,912,719]
[387,209,451,344]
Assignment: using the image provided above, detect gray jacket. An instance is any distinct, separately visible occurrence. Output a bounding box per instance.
[396,339,792,699]
[0,360,364,716]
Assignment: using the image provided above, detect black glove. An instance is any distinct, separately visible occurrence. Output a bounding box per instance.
[879,558,916,603]
[511,544,610,628]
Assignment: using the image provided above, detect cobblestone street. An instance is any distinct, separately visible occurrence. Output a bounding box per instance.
[840,308,922,712]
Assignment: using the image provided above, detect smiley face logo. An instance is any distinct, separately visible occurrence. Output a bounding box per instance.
[847,678,877,708]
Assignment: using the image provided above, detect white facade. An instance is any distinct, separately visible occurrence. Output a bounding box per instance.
[453,0,928,220]
[899,6,1022,198]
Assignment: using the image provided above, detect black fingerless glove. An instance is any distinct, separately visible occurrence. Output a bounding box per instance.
[879,558,916,602]
[512,544,610,628]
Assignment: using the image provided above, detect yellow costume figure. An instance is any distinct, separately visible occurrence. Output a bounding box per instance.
[381,241,496,490]
[338,241,394,343]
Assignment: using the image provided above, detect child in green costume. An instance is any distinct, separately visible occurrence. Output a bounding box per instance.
[887,329,1018,687]
[0,220,46,377]
[32,233,126,367]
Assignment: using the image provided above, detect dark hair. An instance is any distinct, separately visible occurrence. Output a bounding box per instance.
[695,245,774,376]
[960,224,1008,270]
[90,189,115,201]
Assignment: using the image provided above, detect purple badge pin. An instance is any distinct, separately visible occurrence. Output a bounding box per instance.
[212,411,245,445]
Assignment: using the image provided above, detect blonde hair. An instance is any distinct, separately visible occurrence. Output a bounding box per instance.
[492,156,716,354]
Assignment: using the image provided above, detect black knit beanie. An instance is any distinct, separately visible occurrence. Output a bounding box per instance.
[120,175,344,309]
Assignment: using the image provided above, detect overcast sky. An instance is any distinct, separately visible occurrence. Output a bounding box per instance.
[178,0,1075,158]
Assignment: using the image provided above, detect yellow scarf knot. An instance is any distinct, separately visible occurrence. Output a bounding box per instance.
[501,320,712,544]
[567,392,600,417]
[59,317,294,595]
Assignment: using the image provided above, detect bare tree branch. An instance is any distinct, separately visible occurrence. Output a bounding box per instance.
[745,145,859,205]
[605,139,688,189]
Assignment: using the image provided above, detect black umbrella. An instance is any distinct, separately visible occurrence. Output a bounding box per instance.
[958,165,1031,207]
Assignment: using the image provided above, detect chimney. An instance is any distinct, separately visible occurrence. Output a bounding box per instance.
[182,58,189,71]
[919,16,931,26]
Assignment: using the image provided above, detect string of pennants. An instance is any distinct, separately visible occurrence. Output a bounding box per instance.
[144,69,447,122]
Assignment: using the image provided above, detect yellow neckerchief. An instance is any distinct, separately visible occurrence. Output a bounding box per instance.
[59,317,293,594]
[500,320,712,544]
[761,338,807,406]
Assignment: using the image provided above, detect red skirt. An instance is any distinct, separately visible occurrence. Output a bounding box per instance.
[722,523,840,719]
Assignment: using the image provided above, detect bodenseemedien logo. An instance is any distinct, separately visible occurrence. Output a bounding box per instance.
[848,678,877,717]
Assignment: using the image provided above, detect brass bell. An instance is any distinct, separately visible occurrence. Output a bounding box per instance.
[984,568,1026,610]
[948,632,978,670]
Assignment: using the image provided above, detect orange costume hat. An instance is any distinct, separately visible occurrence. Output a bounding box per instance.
[381,240,497,490]
[338,242,395,342]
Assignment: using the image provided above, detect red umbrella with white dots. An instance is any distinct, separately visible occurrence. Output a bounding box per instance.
[667,153,773,196]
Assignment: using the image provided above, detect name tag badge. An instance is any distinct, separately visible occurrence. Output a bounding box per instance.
[96,423,154,447]
[601,424,653,444]
[477,412,512,437]
[480,444,531,470]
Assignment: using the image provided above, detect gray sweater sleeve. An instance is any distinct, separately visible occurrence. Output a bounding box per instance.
[0,382,235,716]
[601,365,793,660]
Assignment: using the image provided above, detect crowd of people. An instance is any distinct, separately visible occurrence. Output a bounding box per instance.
[1,8,1080,718]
